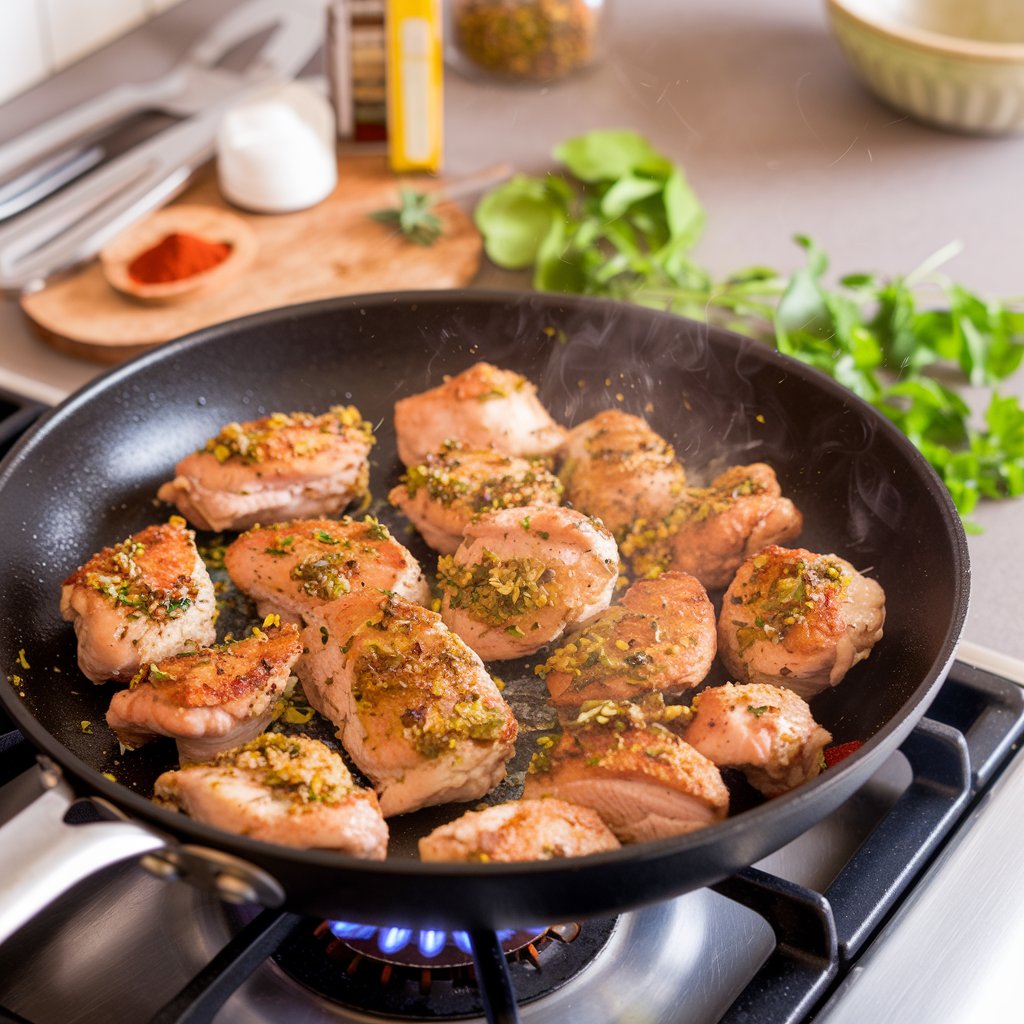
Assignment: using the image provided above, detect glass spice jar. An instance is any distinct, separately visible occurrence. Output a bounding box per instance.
[448,0,610,84]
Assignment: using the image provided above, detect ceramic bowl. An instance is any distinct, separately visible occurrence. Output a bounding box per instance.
[100,204,257,303]
[825,0,1024,134]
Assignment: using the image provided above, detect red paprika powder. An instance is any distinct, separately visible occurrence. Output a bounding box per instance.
[127,232,232,285]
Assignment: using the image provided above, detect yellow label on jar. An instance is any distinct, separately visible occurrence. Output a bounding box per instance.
[385,0,443,172]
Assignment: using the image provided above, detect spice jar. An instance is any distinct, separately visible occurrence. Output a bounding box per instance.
[448,0,610,84]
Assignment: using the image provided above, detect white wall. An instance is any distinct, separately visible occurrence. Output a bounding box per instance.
[0,0,185,106]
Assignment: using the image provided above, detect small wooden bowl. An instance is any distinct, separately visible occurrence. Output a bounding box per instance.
[100,205,258,303]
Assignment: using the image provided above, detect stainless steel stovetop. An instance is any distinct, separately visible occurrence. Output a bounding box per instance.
[1,647,1021,1024]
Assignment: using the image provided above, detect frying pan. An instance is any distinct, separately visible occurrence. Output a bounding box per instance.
[0,290,969,941]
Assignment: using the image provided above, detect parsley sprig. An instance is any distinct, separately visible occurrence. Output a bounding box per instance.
[474,130,1024,525]
[370,187,443,246]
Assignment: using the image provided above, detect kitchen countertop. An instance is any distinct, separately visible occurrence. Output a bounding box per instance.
[1,0,1022,659]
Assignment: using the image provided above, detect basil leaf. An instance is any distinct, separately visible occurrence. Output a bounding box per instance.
[474,176,562,268]
[554,130,672,182]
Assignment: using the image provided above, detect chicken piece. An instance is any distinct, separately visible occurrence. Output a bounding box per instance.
[418,798,620,863]
[621,463,803,589]
[682,682,832,798]
[296,592,517,817]
[393,362,566,467]
[538,572,716,708]
[153,733,388,858]
[389,440,563,554]
[157,406,374,532]
[60,520,218,685]
[437,504,619,661]
[522,699,728,843]
[224,516,429,624]
[107,624,303,763]
[558,410,686,537]
[718,545,886,699]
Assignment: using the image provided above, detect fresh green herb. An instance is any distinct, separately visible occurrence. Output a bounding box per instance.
[370,187,443,246]
[747,705,770,718]
[148,664,172,681]
[475,130,1024,524]
[265,536,295,556]
[314,530,341,545]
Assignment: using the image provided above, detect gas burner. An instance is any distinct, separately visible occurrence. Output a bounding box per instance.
[272,917,617,1020]
[322,919,554,969]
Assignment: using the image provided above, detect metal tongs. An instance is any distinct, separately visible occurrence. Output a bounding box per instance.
[0,0,325,296]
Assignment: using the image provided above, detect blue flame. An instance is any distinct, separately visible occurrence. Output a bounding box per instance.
[418,929,447,958]
[327,921,537,959]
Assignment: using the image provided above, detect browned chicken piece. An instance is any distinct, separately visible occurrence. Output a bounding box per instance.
[538,571,716,709]
[558,409,687,537]
[157,406,374,532]
[153,733,388,858]
[393,362,566,467]
[107,624,303,763]
[718,545,886,699]
[522,699,728,843]
[418,798,620,863]
[621,463,803,589]
[683,682,832,797]
[389,440,563,554]
[437,504,619,661]
[60,520,218,685]
[224,516,429,624]
[296,592,517,817]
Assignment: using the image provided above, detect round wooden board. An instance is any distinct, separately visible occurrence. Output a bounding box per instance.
[21,154,484,364]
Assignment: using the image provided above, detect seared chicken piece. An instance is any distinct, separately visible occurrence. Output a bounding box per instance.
[297,592,517,817]
[558,410,686,537]
[437,504,618,661]
[718,545,885,698]
[224,516,429,624]
[419,798,620,863]
[157,406,374,532]
[393,362,566,467]
[621,463,803,589]
[538,572,716,708]
[389,440,563,554]
[153,733,388,858]
[522,699,728,843]
[682,682,832,798]
[107,624,303,763]
[61,520,217,685]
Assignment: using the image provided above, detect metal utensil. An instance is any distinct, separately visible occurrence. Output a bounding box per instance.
[0,0,325,295]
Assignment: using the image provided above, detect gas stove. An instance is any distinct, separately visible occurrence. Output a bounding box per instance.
[0,653,1021,1024]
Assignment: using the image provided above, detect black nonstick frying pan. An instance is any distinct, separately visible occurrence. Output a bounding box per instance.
[0,290,969,940]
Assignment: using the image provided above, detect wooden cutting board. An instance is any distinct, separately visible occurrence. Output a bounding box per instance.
[21,153,484,363]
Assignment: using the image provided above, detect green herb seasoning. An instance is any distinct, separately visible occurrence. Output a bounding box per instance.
[399,441,562,514]
[201,406,372,464]
[84,532,199,622]
[290,553,354,600]
[350,605,508,758]
[437,549,557,626]
[734,553,850,651]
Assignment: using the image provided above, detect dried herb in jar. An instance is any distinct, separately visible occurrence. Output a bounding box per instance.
[452,0,605,82]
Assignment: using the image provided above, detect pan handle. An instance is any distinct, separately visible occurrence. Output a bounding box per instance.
[0,756,170,947]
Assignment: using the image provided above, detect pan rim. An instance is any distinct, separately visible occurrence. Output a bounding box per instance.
[0,288,971,887]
